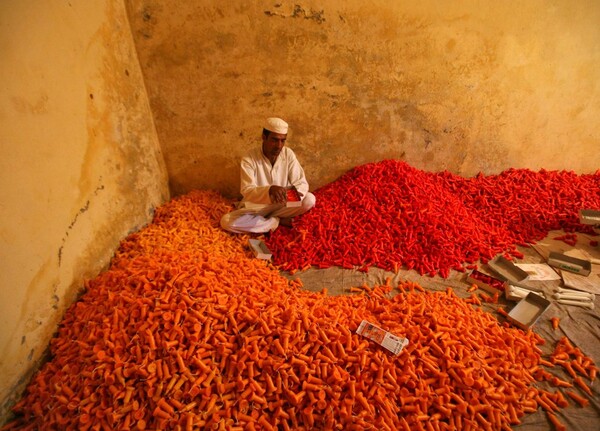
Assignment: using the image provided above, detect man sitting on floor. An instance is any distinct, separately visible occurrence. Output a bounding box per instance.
[220,117,316,233]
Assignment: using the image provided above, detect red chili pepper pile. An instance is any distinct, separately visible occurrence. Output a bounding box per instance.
[266,161,600,276]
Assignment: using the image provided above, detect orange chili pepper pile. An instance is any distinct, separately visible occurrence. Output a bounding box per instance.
[266,160,600,276]
[3,190,596,430]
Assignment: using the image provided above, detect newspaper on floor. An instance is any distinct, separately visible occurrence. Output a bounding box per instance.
[356,320,409,355]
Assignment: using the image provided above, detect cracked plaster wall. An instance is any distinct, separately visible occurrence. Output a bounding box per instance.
[0,0,169,422]
[127,0,600,198]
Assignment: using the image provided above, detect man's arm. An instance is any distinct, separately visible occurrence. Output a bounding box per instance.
[286,149,310,199]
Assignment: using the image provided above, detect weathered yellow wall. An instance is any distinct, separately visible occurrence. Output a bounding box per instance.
[127,0,600,198]
[0,0,169,421]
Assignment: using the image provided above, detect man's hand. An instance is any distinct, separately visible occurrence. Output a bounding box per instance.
[269,185,288,204]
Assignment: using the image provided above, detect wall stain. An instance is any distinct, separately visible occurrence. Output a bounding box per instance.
[10,93,49,115]
[264,5,325,23]
[57,182,105,266]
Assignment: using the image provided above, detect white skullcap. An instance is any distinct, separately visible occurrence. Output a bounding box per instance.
[264,117,288,134]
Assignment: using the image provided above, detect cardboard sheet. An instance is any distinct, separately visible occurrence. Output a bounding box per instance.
[561,270,600,294]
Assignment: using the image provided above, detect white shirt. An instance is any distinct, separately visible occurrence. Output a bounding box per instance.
[240,146,310,206]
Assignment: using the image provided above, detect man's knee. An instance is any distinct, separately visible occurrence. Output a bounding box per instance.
[302,192,316,211]
[220,213,234,232]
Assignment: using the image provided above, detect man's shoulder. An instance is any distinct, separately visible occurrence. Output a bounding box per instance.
[242,147,263,162]
[281,146,297,159]
[245,146,263,156]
